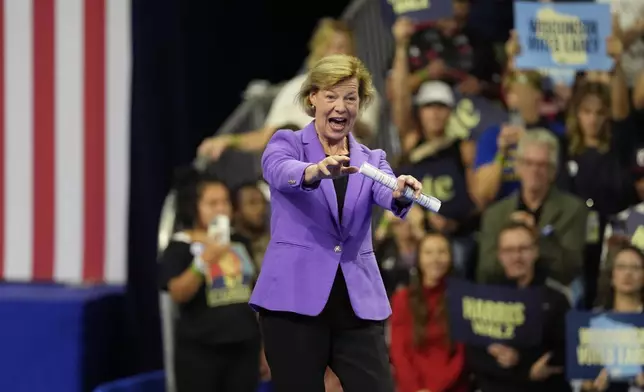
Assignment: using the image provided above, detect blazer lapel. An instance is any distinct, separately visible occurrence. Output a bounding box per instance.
[342,133,368,235]
[301,122,341,233]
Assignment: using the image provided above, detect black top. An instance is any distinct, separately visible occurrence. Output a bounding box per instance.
[158,232,259,345]
[260,152,376,329]
[375,237,416,298]
[568,147,632,218]
[318,154,375,329]
[332,170,349,226]
[400,139,480,235]
[613,112,644,184]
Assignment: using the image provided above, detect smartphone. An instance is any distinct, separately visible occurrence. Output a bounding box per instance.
[208,215,230,245]
[508,108,524,127]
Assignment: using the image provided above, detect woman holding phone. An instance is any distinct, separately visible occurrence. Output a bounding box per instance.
[158,167,260,392]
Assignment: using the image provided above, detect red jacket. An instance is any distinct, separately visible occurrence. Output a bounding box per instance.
[390,284,468,392]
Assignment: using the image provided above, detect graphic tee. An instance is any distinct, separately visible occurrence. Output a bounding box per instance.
[158,232,259,344]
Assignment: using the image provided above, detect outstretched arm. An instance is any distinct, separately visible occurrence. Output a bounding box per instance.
[197,125,280,161]
[261,130,318,194]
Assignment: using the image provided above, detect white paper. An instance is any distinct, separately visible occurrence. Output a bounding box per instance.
[359,163,441,212]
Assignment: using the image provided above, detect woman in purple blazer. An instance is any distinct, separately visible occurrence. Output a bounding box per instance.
[249,54,422,392]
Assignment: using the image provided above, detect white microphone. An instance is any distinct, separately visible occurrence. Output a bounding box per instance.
[359,162,441,212]
[208,215,230,244]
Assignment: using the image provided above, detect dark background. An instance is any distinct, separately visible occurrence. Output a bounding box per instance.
[127,0,351,374]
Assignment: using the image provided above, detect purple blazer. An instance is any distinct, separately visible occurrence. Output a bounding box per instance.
[249,122,410,320]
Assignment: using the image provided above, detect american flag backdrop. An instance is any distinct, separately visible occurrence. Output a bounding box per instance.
[0,0,130,284]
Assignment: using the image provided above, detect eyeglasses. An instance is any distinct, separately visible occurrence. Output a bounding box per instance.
[499,245,535,256]
[518,158,551,170]
[614,264,644,272]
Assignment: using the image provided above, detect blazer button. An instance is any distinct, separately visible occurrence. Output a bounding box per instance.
[334,245,342,253]
[288,179,296,185]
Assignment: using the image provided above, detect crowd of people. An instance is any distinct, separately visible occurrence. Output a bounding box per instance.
[160,0,644,391]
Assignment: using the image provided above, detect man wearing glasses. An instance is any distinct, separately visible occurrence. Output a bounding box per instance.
[476,129,587,287]
[466,221,573,392]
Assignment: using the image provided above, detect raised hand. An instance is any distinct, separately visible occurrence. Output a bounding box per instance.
[201,237,231,265]
[584,368,609,391]
[510,211,536,229]
[607,14,624,61]
[488,343,519,368]
[392,17,415,47]
[635,372,644,387]
[529,352,563,381]
[197,135,231,161]
[497,124,524,153]
[505,30,521,66]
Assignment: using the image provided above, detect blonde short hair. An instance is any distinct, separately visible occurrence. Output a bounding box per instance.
[297,54,376,117]
[517,128,560,169]
[306,18,355,70]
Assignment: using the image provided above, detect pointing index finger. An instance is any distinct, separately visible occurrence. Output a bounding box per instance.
[332,155,350,162]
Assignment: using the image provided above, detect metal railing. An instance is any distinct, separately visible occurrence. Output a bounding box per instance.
[158,1,395,390]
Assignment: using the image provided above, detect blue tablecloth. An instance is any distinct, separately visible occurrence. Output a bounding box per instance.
[93,370,165,392]
[92,371,273,392]
[0,283,126,392]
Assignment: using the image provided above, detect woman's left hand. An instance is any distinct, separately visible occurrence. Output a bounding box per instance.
[635,372,644,387]
[393,175,422,201]
[607,14,623,61]
[606,34,623,61]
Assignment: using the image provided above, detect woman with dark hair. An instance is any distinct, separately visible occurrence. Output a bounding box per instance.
[565,81,634,307]
[390,233,468,392]
[158,166,260,392]
[581,246,644,391]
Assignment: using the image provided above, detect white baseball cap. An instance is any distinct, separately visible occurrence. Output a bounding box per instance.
[414,81,455,108]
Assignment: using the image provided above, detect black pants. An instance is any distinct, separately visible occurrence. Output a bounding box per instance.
[174,337,260,392]
[260,311,395,392]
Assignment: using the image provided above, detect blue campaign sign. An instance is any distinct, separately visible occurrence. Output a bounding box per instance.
[447,90,508,141]
[566,311,644,380]
[446,278,544,347]
[514,2,613,71]
[380,0,453,27]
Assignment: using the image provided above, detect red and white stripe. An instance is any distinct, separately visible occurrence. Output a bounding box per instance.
[0,0,130,284]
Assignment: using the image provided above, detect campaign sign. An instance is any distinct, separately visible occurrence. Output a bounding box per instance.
[566,311,644,380]
[381,0,453,26]
[446,278,544,347]
[447,90,508,141]
[514,2,613,71]
[626,209,644,250]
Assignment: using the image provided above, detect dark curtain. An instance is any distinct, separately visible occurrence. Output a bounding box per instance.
[126,0,350,375]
